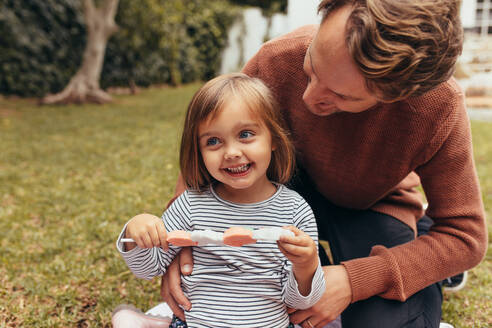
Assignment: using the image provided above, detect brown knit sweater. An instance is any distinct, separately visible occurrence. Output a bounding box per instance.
[240,25,487,303]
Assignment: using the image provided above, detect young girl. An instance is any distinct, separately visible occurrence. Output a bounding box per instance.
[117,73,325,328]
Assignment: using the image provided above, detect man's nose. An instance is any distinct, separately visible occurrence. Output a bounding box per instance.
[303,81,333,105]
[303,80,320,105]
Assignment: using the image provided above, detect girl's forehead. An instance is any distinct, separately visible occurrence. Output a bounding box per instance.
[205,99,265,124]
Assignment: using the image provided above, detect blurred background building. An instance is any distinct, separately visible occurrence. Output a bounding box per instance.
[458,0,492,112]
[461,0,492,35]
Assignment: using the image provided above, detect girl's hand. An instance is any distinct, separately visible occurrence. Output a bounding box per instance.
[125,213,169,251]
[278,226,318,266]
[277,226,319,296]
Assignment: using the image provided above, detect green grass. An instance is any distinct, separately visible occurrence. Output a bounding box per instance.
[1,86,491,327]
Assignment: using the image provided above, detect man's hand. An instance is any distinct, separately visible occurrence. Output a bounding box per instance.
[289,265,352,328]
[160,246,194,320]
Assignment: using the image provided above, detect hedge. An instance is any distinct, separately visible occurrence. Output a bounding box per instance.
[0,0,239,97]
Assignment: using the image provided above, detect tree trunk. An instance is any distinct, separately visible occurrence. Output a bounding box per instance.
[41,0,119,105]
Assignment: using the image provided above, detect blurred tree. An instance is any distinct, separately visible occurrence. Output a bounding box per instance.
[41,0,119,104]
[228,0,286,42]
[103,0,237,89]
[229,0,287,16]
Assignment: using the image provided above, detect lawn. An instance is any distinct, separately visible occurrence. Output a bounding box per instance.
[0,85,490,327]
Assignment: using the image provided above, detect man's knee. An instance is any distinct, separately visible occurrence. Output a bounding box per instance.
[341,283,442,328]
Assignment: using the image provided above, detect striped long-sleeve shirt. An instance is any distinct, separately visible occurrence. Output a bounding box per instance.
[117,184,326,328]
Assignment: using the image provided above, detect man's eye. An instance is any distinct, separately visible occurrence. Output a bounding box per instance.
[206,137,220,146]
[338,94,351,101]
[239,131,254,139]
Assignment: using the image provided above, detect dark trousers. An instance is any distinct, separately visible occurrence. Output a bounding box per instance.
[288,170,443,328]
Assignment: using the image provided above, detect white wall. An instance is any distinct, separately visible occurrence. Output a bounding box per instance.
[220,0,321,73]
[461,0,477,28]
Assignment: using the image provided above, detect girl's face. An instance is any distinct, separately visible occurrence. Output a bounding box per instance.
[198,100,275,202]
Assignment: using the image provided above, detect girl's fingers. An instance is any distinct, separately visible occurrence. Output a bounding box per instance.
[125,214,170,250]
[277,241,288,256]
[278,241,311,257]
[149,224,161,248]
[134,235,146,249]
[279,226,312,244]
[148,220,167,249]
[141,232,155,248]
[280,234,312,248]
[281,226,301,238]
[157,222,169,251]
[278,242,310,261]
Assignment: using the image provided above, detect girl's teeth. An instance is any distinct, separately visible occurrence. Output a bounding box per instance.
[227,164,249,173]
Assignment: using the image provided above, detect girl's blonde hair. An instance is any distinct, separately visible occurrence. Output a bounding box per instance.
[180,73,295,191]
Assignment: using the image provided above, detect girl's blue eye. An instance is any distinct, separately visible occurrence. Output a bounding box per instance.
[239,131,254,139]
[206,137,220,146]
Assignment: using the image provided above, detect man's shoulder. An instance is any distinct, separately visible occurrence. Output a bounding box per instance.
[251,25,317,68]
[263,25,316,56]
[267,25,318,46]
[397,78,467,138]
[405,78,465,116]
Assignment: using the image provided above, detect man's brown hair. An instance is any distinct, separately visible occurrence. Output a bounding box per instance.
[318,0,463,101]
[180,73,295,191]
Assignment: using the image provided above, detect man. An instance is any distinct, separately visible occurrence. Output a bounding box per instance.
[161,1,487,327]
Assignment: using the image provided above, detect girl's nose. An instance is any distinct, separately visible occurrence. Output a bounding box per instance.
[224,145,242,160]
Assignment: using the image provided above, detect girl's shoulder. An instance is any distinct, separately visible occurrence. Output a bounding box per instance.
[275,184,309,206]
[167,188,217,218]
[176,187,216,204]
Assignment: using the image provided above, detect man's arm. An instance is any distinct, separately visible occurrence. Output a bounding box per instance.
[289,265,351,327]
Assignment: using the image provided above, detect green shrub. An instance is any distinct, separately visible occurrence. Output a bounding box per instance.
[103,0,239,88]
[0,0,239,97]
[0,0,86,97]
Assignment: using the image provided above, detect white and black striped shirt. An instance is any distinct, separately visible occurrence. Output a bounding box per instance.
[117,184,325,328]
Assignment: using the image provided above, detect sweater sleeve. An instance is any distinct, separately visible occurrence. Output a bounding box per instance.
[341,92,487,302]
[116,192,193,280]
[283,196,326,309]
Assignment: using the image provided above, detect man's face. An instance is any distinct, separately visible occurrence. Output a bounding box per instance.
[302,5,379,116]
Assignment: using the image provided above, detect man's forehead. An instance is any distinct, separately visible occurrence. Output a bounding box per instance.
[308,32,372,99]
[316,10,350,53]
